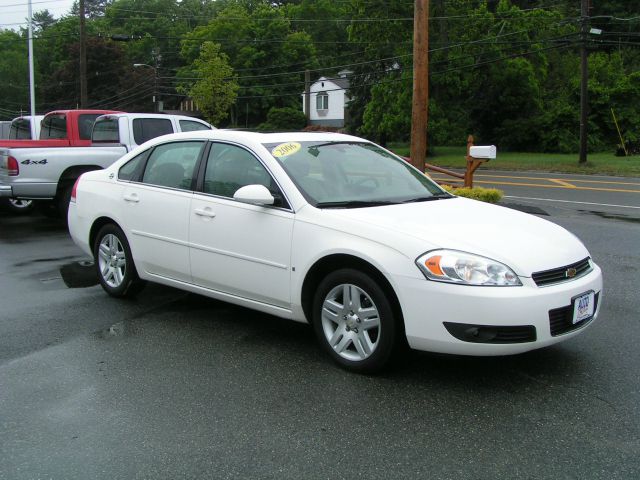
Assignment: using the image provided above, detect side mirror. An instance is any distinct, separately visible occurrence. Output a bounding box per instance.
[233,184,275,206]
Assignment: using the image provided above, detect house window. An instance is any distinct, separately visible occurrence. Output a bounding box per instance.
[316,91,329,111]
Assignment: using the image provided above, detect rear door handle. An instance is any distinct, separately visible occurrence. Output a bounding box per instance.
[123,193,139,203]
[194,208,216,218]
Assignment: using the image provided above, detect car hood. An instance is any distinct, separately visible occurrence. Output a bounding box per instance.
[323,197,590,276]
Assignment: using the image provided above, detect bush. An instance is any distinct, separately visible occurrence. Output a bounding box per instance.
[257,107,307,131]
[441,185,503,203]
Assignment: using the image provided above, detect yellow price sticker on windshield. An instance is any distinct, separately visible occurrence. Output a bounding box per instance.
[272,142,301,158]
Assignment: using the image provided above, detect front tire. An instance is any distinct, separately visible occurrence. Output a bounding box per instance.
[312,268,398,373]
[93,224,145,297]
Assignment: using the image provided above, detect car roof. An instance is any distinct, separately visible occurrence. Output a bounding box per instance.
[141,129,368,147]
[96,112,207,120]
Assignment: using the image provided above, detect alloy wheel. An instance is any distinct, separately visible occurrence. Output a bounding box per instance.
[321,283,381,362]
[97,234,127,288]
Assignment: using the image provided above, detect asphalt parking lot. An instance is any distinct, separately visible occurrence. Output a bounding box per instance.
[1,183,639,479]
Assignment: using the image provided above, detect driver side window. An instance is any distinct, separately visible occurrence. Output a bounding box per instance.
[203,143,287,207]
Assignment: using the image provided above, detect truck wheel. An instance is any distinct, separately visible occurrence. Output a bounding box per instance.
[93,224,145,298]
[57,185,74,223]
[2,198,34,214]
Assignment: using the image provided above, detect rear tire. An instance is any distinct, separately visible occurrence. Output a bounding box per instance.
[312,268,398,373]
[93,224,145,298]
[57,184,73,223]
[5,198,34,214]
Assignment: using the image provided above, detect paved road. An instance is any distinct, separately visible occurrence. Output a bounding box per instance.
[429,169,640,216]
[1,186,639,479]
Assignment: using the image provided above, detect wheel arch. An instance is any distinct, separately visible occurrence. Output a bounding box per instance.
[89,216,124,251]
[300,254,405,333]
[56,165,103,198]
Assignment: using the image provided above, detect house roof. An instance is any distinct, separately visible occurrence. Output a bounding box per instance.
[330,76,350,89]
[312,75,350,91]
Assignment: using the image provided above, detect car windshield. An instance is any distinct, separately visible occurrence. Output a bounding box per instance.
[264,141,449,208]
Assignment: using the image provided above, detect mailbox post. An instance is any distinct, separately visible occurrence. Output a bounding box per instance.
[464,135,496,188]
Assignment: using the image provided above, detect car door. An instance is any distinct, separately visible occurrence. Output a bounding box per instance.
[121,140,205,283]
[189,142,294,308]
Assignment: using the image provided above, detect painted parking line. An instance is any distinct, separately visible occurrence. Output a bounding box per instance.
[504,196,640,210]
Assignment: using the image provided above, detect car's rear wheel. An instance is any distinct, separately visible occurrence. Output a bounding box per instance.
[94,224,145,297]
[312,268,398,373]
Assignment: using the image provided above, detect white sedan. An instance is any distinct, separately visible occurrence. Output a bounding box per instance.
[68,130,603,372]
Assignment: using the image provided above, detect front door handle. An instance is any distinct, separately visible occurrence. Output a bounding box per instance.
[194,207,216,218]
[123,193,139,203]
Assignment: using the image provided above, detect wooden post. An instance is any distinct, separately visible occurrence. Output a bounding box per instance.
[464,135,490,188]
[579,0,590,164]
[410,0,429,172]
[304,70,311,126]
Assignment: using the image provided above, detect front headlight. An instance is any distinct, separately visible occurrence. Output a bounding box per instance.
[415,249,522,286]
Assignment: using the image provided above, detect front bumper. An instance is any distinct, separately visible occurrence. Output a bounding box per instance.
[395,264,603,355]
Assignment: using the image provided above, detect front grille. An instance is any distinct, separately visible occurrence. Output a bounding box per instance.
[444,322,537,344]
[549,292,599,336]
[532,257,592,287]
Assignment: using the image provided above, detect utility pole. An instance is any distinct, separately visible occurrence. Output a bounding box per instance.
[304,70,311,126]
[79,0,88,107]
[410,0,429,172]
[579,0,590,164]
[27,0,36,139]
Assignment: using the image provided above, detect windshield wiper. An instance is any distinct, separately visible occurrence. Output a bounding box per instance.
[401,193,452,203]
[315,200,399,209]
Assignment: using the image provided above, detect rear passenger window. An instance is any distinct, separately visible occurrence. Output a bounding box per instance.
[118,153,146,181]
[142,141,204,190]
[132,118,173,145]
[179,120,211,132]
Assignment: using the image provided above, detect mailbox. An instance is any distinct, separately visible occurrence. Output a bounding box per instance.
[469,145,497,159]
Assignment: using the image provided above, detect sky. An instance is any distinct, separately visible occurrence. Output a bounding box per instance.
[0,0,75,30]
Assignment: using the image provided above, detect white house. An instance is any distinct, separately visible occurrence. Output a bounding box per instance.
[302,70,351,128]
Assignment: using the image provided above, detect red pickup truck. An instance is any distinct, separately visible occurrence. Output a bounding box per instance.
[0,109,120,149]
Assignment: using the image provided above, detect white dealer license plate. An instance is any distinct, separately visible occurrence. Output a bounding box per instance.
[573,291,595,324]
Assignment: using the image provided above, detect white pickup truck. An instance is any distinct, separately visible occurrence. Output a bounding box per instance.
[0,113,212,216]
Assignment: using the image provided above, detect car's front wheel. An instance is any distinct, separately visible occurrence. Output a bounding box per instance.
[93,224,145,297]
[312,268,398,373]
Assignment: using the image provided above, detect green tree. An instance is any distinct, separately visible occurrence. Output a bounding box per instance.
[180,1,317,126]
[178,42,239,125]
[42,35,146,111]
[32,10,57,32]
[0,30,31,119]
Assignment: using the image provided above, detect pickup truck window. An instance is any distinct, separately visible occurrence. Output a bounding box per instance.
[133,118,173,145]
[78,114,102,140]
[179,120,210,132]
[40,114,67,140]
[9,119,31,139]
[92,118,120,143]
